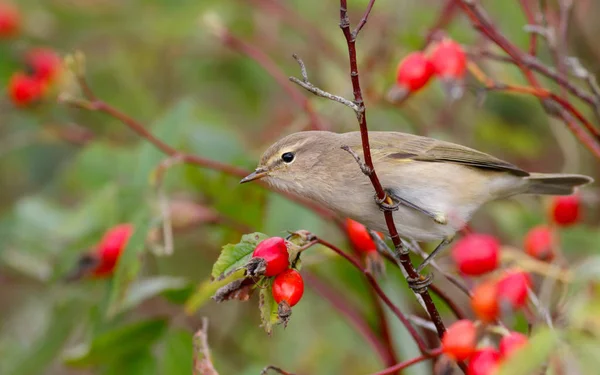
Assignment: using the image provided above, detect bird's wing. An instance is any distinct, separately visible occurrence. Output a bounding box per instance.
[371,132,529,177]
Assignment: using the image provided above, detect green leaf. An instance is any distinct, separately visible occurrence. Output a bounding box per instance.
[118,276,190,313]
[160,329,193,375]
[496,328,560,375]
[259,279,280,335]
[211,232,269,279]
[106,210,154,317]
[184,269,246,314]
[63,318,168,367]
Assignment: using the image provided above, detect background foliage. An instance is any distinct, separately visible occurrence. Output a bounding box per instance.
[1,1,599,374]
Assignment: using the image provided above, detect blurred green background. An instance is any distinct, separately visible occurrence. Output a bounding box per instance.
[1,1,600,374]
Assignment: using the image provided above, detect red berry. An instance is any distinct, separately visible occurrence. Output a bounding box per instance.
[7,72,42,106]
[430,39,467,79]
[451,234,500,276]
[93,223,134,277]
[391,51,434,100]
[272,269,304,307]
[496,271,531,311]
[26,48,62,82]
[0,2,19,38]
[251,237,289,276]
[467,348,501,375]
[346,218,382,254]
[442,319,477,361]
[499,332,528,359]
[550,194,580,227]
[471,280,499,322]
[524,225,555,261]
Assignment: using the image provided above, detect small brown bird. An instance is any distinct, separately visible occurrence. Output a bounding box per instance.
[241,131,593,269]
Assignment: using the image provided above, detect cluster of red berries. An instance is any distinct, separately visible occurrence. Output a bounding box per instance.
[390,38,467,102]
[0,3,62,106]
[442,319,528,374]
[249,237,304,311]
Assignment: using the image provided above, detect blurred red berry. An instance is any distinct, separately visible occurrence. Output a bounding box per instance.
[524,225,555,261]
[471,280,499,322]
[26,48,62,82]
[550,194,581,227]
[7,72,42,106]
[451,234,500,276]
[497,271,531,310]
[0,2,19,38]
[467,348,501,375]
[346,218,382,254]
[499,332,528,359]
[442,319,477,361]
[93,223,134,277]
[272,269,304,307]
[390,52,434,101]
[251,237,289,277]
[430,39,467,79]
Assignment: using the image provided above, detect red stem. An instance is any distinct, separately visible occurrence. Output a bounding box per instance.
[519,0,538,55]
[316,238,431,355]
[339,0,448,339]
[304,272,395,366]
[220,31,326,131]
[367,348,443,375]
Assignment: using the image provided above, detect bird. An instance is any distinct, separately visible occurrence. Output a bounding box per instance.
[240,131,593,272]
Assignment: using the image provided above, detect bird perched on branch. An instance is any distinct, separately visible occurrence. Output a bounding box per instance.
[241,131,593,275]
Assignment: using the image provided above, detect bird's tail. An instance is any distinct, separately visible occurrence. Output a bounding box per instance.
[524,173,594,195]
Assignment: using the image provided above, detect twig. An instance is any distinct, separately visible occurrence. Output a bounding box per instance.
[207,21,326,131]
[304,272,395,366]
[339,0,448,339]
[366,348,443,375]
[352,0,377,39]
[193,318,219,375]
[289,55,361,112]
[422,0,459,48]
[519,0,539,55]
[315,237,431,355]
[59,76,337,221]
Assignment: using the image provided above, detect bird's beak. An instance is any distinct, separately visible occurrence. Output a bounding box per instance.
[240,167,268,184]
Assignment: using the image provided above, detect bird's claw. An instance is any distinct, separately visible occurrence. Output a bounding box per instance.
[374,191,400,212]
[407,273,433,294]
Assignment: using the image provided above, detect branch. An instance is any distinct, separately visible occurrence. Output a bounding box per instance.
[59,76,337,222]
[303,272,395,366]
[315,237,431,355]
[367,348,443,375]
[457,0,600,158]
[338,0,448,339]
[204,16,327,131]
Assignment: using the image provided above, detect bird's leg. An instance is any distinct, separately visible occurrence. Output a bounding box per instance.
[384,190,448,225]
[415,236,454,275]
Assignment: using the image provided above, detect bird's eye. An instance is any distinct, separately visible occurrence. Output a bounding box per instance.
[281,152,295,163]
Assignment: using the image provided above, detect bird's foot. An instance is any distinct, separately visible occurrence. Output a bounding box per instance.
[406,272,434,294]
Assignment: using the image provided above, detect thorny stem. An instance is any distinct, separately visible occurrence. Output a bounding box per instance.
[193,318,219,375]
[519,0,538,56]
[338,0,448,340]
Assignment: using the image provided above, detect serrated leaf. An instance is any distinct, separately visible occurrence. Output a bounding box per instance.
[496,328,559,375]
[211,232,269,279]
[259,279,281,335]
[63,319,168,367]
